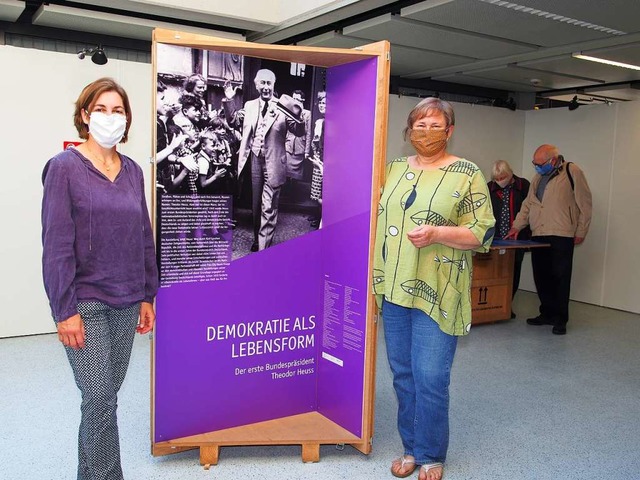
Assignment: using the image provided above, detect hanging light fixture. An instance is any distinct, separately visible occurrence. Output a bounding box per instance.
[77,45,108,65]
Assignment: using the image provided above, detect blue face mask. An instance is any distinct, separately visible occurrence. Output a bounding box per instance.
[534,160,554,176]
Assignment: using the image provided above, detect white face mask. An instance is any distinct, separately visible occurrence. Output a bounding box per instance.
[88,111,127,148]
[496,177,512,189]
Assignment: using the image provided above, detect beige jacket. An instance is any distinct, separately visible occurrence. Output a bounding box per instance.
[513,161,592,238]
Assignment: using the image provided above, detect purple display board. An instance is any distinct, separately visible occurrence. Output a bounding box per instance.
[154,48,380,442]
[316,59,378,436]
[155,232,322,441]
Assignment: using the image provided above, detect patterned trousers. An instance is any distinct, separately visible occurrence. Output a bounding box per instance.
[64,301,140,480]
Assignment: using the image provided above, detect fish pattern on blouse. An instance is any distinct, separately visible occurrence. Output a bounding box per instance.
[438,255,467,272]
[458,192,487,215]
[410,210,457,227]
[373,268,385,287]
[400,279,439,304]
[440,160,478,176]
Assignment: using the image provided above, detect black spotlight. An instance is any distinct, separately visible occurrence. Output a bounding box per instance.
[91,46,108,65]
[77,46,108,65]
[568,95,580,111]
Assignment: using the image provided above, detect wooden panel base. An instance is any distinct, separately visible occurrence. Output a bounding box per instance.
[153,411,363,466]
[471,249,514,324]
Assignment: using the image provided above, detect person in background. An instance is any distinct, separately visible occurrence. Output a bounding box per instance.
[285,89,312,182]
[183,73,210,127]
[487,159,531,317]
[308,90,326,229]
[505,144,592,335]
[197,129,233,194]
[373,97,495,480]
[41,77,158,480]
[156,82,185,166]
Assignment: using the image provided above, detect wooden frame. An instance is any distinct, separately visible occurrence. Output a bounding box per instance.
[150,28,390,466]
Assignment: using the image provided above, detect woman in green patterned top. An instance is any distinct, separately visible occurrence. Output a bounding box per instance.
[374,98,495,480]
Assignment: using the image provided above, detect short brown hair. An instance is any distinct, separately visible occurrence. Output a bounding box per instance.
[403,97,455,140]
[73,77,132,142]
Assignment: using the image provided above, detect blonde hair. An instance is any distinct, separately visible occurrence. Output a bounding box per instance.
[491,160,513,180]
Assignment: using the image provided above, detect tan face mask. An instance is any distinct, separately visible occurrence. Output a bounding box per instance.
[410,128,449,157]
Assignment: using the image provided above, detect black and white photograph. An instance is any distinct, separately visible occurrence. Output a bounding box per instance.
[155,43,328,260]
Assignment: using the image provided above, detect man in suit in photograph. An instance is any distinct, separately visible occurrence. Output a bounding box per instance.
[223,69,305,252]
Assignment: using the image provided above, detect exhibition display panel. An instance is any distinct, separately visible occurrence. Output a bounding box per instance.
[150,29,390,466]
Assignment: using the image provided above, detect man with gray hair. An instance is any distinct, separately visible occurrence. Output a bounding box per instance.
[506,144,592,335]
[223,69,305,252]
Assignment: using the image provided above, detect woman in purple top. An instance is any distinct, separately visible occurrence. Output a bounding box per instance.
[41,77,158,480]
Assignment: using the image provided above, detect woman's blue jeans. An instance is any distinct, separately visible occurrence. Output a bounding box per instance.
[382,300,458,465]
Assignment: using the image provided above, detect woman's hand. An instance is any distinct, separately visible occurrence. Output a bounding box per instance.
[137,302,155,334]
[57,313,85,349]
[407,225,439,248]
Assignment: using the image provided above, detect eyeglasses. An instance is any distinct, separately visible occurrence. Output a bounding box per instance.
[532,156,554,167]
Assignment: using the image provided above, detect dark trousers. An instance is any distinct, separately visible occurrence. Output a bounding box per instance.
[531,235,575,326]
[512,249,525,299]
[250,152,281,250]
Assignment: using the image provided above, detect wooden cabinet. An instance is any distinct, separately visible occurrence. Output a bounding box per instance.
[471,248,514,324]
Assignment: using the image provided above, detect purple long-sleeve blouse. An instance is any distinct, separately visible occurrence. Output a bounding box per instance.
[41,148,158,322]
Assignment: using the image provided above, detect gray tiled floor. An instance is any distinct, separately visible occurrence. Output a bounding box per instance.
[2,291,639,479]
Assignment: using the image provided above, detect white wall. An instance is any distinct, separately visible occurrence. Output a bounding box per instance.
[389,95,640,315]
[603,102,640,312]
[0,45,152,337]
[521,103,640,313]
[387,95,526,178]
[519,105,616,306]
[2,48,638,338]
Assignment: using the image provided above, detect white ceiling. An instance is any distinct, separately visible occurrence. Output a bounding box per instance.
[5,0,640,106]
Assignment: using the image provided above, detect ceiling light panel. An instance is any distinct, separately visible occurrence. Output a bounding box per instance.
[460,64,603,90]
[573,54,640,71]
[431,72,541,91]
[518,56,640,84]
[32,4,244,41]
[476,0,625,35]
[579,44,640,67]
[488,0,640,34]
[402,0,617,47]
[389,43,472,76]
[343,14,536,60]
[66,0,274,31]
[300,31,469,75]
[297,31,367,48]
[0,0,24,22]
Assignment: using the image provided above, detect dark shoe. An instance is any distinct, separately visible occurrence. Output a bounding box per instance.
[510,311,516,319]
[552,326,567,335]
[527,315,554,326]
[250,242,259,252]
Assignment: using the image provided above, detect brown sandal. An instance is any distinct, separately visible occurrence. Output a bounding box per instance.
[391,455,417,478]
